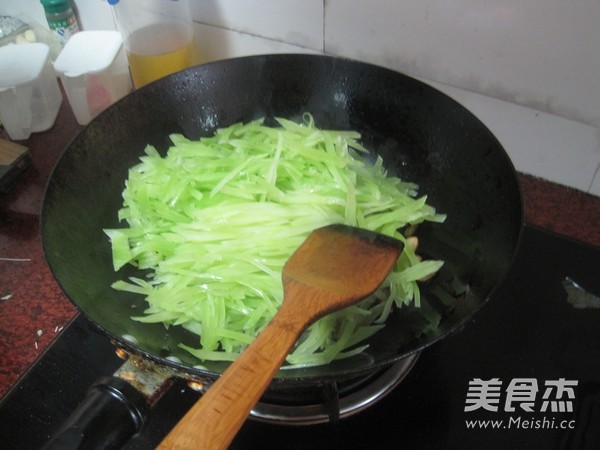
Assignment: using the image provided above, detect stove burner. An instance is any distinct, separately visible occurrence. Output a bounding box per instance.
[249,353,420,425]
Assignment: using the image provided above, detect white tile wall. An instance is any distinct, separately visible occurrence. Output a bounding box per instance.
[193,23,317,63]
[2,0,599,197]
[190,0,323,51]
[427,80,600,194]
[73,0,115,30]
[324,0,600,129]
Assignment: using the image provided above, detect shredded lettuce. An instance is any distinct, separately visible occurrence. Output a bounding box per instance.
[105,114,445,368]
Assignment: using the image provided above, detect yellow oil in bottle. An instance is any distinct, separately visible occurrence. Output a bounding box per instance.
[125,23,201,88]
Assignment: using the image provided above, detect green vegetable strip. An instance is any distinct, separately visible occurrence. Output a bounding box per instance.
[105,114,445,368]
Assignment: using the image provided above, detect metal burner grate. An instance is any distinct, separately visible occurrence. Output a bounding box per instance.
[249,353,420,425]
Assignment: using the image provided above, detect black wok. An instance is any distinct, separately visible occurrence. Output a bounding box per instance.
[41,54,522,446]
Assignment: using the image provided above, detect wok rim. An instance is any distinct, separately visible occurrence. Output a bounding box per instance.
[41,53,524,386]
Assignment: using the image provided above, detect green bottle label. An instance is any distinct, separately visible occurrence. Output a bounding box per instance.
[47,13,79,44]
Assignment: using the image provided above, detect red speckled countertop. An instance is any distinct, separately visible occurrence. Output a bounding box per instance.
[1,92,600,399]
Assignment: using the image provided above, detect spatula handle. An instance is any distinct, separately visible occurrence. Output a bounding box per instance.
[157,292,308,450]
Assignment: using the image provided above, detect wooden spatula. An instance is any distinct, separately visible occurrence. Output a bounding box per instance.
[157,224,404,450]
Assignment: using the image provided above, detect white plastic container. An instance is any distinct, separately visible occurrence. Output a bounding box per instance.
[53,31,132,125]
[0,43,62,140]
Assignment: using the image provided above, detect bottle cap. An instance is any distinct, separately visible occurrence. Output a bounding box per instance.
[54,31,123,77]
[40,0,71,15]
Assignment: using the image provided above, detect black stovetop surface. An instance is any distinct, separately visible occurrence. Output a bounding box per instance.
[1,225,600,449]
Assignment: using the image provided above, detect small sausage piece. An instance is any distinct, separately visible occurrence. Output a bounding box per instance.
[405,235,437,282]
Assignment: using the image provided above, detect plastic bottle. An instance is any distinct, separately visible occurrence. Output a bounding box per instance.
[107,0,201,88]
[40,0,80,46]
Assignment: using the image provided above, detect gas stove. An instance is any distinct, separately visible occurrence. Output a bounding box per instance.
[1,225,599,449]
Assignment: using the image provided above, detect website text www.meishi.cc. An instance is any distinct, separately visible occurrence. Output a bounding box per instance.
[465,416,576,430]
